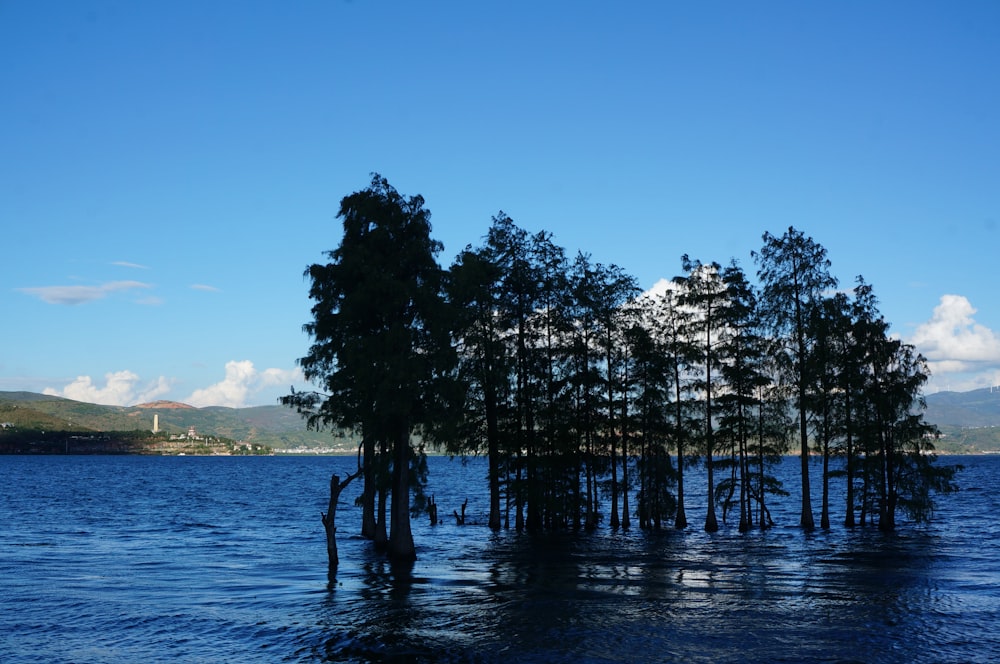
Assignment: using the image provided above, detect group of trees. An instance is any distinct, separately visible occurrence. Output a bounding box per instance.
[284,174,958,565]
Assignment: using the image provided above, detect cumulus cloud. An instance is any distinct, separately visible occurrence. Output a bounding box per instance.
[18,281,152,305]
[909,294,1000,392]
[641,278,678,301]
[185,360,303,408]
[44,371,172,406]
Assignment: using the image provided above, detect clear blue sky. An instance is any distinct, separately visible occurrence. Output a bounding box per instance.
[2,0,999,407]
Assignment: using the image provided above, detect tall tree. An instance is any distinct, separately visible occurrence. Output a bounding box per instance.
[530,231,572,531]
[753,227,837,530]
[676,256,728,533]
[648,284,696,529]
[589,260,640,529]
[850,280,958,530]
[804,292,852,529]
[569,253,603,529]
[447,227,511,532]
[715,261,776,532]
[283,174,455,563]
[626,320,676,530]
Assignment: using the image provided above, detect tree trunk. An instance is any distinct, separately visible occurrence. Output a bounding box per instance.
[844,392,856,528]
[374,438,389,549]
[704,449,718,532]
[388,422,416,562]
[621,428,631,530]
[608,347,620,530]
[674,370,688,530]
[322,476,342,567]
[820,435,831,529]
[322,469,360,568]
[361,432,377,540]
[796,316,815,529]
[704,330,718,534]
[485,380,502,531]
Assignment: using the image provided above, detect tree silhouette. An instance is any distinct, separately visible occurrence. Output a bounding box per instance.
[754,227,837,530]
[283,174,455,563]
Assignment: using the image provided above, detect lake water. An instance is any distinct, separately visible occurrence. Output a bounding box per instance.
[1,454,998,663]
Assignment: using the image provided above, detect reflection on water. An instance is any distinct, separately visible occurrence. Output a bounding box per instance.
[1,455,998,663]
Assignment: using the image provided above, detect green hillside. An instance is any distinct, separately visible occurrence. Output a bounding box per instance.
[0,391,356,452]
[924,388,1000,453]
[4,387,998,454]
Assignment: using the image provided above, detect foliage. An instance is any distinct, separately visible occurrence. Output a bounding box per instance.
[283,174,457,562]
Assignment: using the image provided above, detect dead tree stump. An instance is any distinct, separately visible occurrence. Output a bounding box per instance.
[322,467,361,568]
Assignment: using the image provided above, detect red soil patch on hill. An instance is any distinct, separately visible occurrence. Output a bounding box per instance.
[134,400,196,410]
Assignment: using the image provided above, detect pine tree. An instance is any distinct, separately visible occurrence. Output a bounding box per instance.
[753,227,838,530]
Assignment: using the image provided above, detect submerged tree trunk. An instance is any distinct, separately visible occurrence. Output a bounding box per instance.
[388,422,416,563]
[820,434,831,530]
[374,439,389,549]
[704,449,718,532]
[485,381,502,531]
[674,370,688,530]
[704,335,718,534]
[322,465,361,568]
[361,432,377,540]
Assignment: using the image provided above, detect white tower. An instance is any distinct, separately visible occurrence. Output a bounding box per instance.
[153,414,160,433]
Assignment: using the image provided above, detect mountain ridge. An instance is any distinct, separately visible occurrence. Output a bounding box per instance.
[3,388,1000,452]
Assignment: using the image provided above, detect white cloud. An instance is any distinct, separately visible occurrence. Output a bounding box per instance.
[18,281,152,305]
[190,284,221,292]
[185,360,303,408]
[637,277,682,303]
[44,370,172,406]
[112,261,149,269]
[909,294,1000,392]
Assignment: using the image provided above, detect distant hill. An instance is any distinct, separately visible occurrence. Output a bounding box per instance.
[4,388,999,454]
[0,391,356,452]
[923,388,1000,452]
[924,387,1000,428]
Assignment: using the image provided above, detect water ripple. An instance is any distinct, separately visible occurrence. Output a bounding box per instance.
[2,455,999,663]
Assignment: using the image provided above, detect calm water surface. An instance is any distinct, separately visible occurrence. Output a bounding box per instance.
[1,454,998,663]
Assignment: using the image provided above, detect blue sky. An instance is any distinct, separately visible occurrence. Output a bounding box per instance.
[2,0,999,407]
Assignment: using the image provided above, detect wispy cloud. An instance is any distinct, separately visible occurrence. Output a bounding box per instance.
[190,284,221,292]
[44,371,172,406]
[112,261,149,269]
[909,294,1000,392]
[17,281,152,305]
[185,360,303,408]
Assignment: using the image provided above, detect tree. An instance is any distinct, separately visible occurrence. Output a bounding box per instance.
[529,231,572,531]
[448,248,505,527]
[582,258,640,529]
[753,227,838,530]
[804,292,853,529]
[321,458,363,568]
[715,261,781,532]
[283,174,455,563]
[647,284,696,529]
[676,256,729,533]
[849,279,959,530]
[626,319,676,530]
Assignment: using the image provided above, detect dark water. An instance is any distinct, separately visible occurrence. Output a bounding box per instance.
[1,454,998,663]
